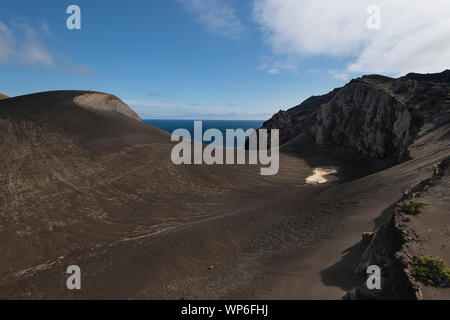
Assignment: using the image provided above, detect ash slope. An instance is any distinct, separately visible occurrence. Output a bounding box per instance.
[348,157,450,300]
[0,90,313,299]
[0,72,449,300]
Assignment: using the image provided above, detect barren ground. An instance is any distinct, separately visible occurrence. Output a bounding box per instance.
[0,92,448,299]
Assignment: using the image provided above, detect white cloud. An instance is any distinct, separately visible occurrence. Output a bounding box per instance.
[0,21,54,68]
[126,99,272,119]
[125,100,180,108]
[0,22,14,63]
[138,109,271,120]
[0,20,93,75]
[253,0,450,76]
[258,56,298,74]
[178,0,246,40]
[329,70,349,80]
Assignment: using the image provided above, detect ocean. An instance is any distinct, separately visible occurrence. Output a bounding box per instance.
[143,119,265,149]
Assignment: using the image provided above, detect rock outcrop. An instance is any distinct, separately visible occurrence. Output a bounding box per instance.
[259,70,450,161]
[73,92,141,122]
[346,157,450,300]
[310,81,413,159]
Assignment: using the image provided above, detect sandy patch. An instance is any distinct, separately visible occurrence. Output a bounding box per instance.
[306,167,338,184]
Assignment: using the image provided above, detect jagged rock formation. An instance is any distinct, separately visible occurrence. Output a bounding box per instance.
[347,157,450,300]
[260,70,450,160]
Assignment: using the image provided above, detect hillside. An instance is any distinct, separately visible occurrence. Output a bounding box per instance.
[0,79,448,299]
[0,93,8,100]
[261,70,450,161]
[0,90,312,298]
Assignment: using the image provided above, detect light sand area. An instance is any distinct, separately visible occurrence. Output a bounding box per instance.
[306,167,338,184]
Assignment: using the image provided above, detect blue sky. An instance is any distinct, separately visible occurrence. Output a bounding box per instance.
[1,0,449,119]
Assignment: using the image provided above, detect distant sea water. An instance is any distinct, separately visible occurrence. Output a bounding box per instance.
[143,119,265,149]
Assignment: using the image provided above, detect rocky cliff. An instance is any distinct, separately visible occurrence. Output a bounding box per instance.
[260,70,450,160]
